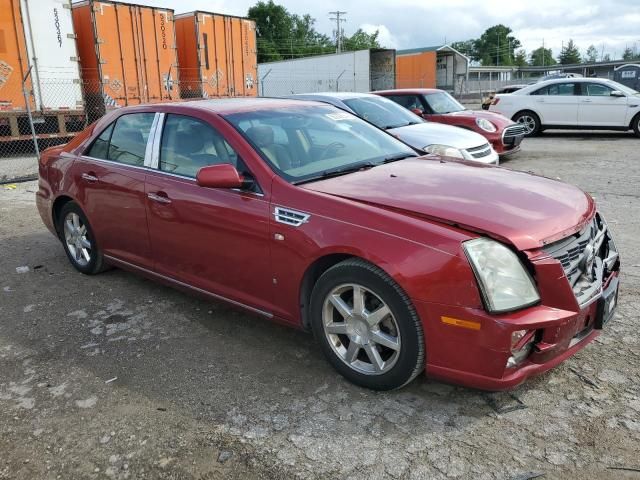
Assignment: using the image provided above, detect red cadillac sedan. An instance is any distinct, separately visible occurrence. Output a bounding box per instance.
[36,98,620,391]
[376,88,525,157]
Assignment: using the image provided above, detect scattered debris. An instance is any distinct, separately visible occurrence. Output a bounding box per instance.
[485,392,527,414]
[569,367,600,389]
[75,396,98,409]
[105,377,118,384]
[4,184,17,190]
[608,466,640,473]
[217,450,233,464]
[157,407,167,412]
[511,473,545,480]
[15,266,29,274]
[33,265,43,270]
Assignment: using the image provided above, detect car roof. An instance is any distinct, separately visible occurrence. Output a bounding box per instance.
[120,97,330,115]
[511,77,618,95]
[376,88,442,95]
[289,92,378,100]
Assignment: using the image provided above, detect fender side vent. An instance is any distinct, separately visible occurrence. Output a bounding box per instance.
[274,207,310,227]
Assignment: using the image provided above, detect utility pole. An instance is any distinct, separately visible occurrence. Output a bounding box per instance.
[542,38,545,68]
[497,34,500,66]
[329,11,347,54]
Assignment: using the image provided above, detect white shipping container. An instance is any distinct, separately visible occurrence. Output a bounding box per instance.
[20,0,83,110]
[258,49,396,97]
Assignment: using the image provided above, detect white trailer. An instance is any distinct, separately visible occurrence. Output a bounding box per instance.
[1,0,84,141]
[257,49,396,97]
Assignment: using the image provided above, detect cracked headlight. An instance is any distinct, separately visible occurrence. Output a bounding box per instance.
[464,238,540,313]
[475,118,497,133]
[424,144,465,159]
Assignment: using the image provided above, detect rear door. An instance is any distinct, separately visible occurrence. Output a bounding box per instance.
[530,82,579,126]
[144,112,273,312]
[73,112,156,268]
[577,82,630,127]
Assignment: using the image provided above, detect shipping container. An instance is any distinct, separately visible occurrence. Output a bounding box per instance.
[396,46,470,92]
[73,0,179,120]
[175,11,257,98]
[396,50,437,89]
[0,0,84,141]
[257,49,395,97]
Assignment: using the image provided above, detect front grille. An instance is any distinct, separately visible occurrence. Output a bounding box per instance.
[467,143,493,159]
[544,213,619,306]
[502,124,526,145]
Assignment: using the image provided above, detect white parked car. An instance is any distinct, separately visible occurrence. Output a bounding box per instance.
[488,78,640,137]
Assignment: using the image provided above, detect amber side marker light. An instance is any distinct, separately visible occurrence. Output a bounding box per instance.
[440,316,481,331]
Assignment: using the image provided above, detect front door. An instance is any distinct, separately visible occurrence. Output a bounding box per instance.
[578,82,630,127]
[73,112,156,268]
[144,113,273,312]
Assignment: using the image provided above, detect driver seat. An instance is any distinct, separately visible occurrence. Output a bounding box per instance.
[245,126,292,170]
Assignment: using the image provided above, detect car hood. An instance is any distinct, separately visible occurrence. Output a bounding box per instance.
[445,109,515,128]
[389,122,488,151]
[302,158,595,251]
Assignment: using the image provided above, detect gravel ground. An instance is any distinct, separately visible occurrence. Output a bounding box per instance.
[1,132,639,480]
[0,155,38,184]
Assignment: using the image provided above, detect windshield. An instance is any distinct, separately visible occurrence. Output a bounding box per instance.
[605,80,639,96]
[423,91,465,114]
[342,96,423,130]
[224,104,417,184]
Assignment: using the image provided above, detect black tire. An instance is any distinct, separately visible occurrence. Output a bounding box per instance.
[632,114,640,138]
[513,110,541,137]
[310,258,425,390]
[57,201,108,275]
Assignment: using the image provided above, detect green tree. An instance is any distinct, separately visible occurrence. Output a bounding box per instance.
[530,47,556,66]
[602,53,612,62]
[513,49,528,67]
[473,25,522,66]
[248,1,333,62]
[622,47,635,60]
[341,29,381,51]
[450,39,477,58]
[558,39,581,64]
[584,45,599,63]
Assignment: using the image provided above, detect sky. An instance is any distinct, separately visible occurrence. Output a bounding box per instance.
[132,0,640,59]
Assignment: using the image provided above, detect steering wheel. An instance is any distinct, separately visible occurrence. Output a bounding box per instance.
[320,142,346,160]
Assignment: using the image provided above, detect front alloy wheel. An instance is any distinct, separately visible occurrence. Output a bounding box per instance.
[323,283,401,375]
[310,258,425,390]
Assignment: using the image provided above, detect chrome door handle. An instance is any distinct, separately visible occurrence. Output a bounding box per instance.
[81,173,98,182]
[147,192,172,204]
[582,99,593,103]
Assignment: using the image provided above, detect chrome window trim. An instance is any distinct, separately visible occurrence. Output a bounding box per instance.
[103,255,273,318]
[144,113,162,168]
[150,112,166,169]
[80,155,154,173]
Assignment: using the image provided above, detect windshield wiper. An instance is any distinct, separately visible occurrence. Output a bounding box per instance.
[295,162,376,184]
[381,153,418,164]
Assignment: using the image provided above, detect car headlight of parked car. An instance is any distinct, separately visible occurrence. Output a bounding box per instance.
[463,238,540,313]
[475,118,497,133]
[425,144,466,159]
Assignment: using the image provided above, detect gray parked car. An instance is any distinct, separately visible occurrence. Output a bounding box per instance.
[287,92,499,164]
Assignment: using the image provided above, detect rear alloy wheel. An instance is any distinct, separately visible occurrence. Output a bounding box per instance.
[310,259,424,390]
[632,114,640,138]
[513,111,541,136]
[58,202,107,275]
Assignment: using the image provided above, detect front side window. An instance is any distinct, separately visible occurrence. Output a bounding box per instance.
[422,91,465,114]
[159,114,244,178]
[224,104,416,184]
[534,83,577,96]
[107,113,155,166]
[585,83,613,96]
[381,94,424,112]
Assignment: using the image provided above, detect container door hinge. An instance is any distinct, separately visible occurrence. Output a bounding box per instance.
[62,2,71,9]
[67,34,77,39]
[98,59,107,65]
[96,38,105,44]
[70,56,79,62]
[73,79,81,84]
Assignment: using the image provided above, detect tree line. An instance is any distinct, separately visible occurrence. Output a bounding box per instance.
[248,0,381,63]
[451,25,640,67]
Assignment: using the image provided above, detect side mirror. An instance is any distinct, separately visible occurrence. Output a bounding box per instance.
[610,90,625,97]
[410,108,424,116]
[196,164,244,189]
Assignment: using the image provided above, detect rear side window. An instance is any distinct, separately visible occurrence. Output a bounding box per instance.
[532,83,577,96]
[86,123,114,159]
[107,113,155,166]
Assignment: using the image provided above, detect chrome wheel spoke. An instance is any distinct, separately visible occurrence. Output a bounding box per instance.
[329,294,353,320]
[325,322,349,335]
[72,213,80,229]
[351,285,365,316]
[81,248,91,262]
[345,341,360,363]
[365,304,390,327]
[370,330,400,351]
[65,219,75,235]
[363,343,385,372]
[80,238,91,249]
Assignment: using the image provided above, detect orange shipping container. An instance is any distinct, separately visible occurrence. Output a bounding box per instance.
[73,0,179,117]
[396,51,437,89]
[175,11,257,98]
